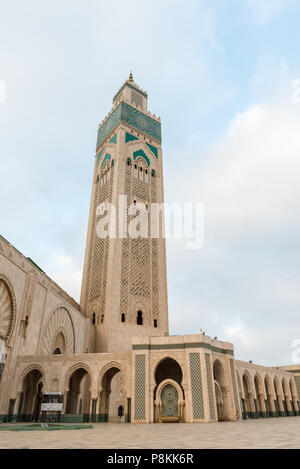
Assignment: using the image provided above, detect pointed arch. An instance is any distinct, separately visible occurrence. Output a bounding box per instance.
[133,149,150,167]
[38,306,75,355]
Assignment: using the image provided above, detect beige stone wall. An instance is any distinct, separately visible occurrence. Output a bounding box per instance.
[0,236,88,414]
[131,334,238,424]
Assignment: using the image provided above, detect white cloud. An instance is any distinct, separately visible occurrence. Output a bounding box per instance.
[165,77,300,365]
[246,0,295,23]
[45,253,82,302]
[173,101,300,241]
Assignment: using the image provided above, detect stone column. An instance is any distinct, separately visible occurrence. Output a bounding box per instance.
[90,398,98,422]
[258,393,267,417]
[277,395,284,416]
[292,396,299,415]
[149,386,155,423]
[285,395,292,415]
[267,395,276,416]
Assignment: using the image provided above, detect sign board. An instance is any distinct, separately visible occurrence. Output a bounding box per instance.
[41,403,63,412]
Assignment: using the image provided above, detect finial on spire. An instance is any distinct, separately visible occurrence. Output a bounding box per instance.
[128,71,134,82]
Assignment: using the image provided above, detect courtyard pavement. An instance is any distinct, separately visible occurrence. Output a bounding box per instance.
[0,417,300,449]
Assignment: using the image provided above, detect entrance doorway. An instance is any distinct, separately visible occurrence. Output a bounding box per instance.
[99,367,126,422]
[20,369,44,422]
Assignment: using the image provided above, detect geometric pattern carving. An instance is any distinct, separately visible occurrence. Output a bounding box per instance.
[230,359,239,415]
[0,278,15,343]
[87,165,114,307]
[121,160,160,320]
[205,353,216,420]
[38,307,75,355]
[189,353,205,419]
[131,90,143,108]
[135,354,146,420]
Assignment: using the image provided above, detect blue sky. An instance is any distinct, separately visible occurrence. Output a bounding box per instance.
[1,0,300,365]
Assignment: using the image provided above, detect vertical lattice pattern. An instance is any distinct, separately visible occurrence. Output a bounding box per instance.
[130,167,151,298]
[189,353,205,419]
[120,163,132,319]
[135,354,146,420]
[205,354,216,420]
[131,90,143,108]
[120,159,159,323]
[151,240,159,321]
[151,177,159,322]
[130,238,151,297]
[87,164,114,318]
[132,175,150,201]
[230,359,239,414]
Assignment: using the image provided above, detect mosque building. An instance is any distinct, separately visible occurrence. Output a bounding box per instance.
[0,74,299,424]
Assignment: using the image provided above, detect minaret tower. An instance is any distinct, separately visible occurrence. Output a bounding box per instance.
[80,74,169,353]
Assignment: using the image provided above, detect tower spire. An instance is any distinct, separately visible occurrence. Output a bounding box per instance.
[128,70,134,82]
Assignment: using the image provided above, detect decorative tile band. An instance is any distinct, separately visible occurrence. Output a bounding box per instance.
[205,353,216,420]
[96,148,104,165]
[145,143,158,158]
[100,153,111,170]
[125,132,139,143]
[132,342,234,355]
[189,353,205,419]
[230,359,240,415]
[97,102,161,149]
[109,134,117,144]
[133,149,150,167]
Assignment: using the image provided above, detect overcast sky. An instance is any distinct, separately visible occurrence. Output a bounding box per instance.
[1,0,300,366]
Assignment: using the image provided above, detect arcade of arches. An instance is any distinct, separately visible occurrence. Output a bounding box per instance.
[4,350,298,424]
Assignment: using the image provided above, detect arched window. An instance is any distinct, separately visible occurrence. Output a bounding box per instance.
[53,348,61,355]
[121,313,126,323]
[96,175,99,183]
[154,319,157,328]
[92,313,96,325]
[137,310,143,326]
[118,405,124,417]
[151,169,156,178]
[134,164,137,169]
[101,314,104,323]
[111,159,114,167]
[140,167,143,172]
[127,158,132,166]
[145,169,148,175]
